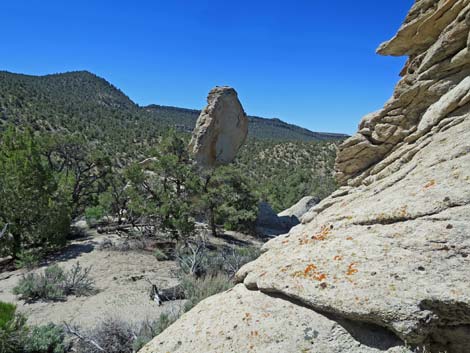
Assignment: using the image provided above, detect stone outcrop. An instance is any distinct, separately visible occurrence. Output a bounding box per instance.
[189,86,248,167]
[140,1,470,352]
[256,197,319,237]
[335,0,470,186]
[278,195,320,220]
[255,201,291,236]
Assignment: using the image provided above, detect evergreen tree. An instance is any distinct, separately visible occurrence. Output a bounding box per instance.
[0,127,70,258]
[202,165,258,237]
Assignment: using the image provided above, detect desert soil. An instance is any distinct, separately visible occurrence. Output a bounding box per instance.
[0,229,261,329]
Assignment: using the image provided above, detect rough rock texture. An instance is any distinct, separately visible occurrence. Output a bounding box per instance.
[139,284,410,353]
[335,0,470,186]
[189,86,248,167]
[141,1,470,352]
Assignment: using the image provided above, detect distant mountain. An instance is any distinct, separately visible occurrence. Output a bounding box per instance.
[0,70,347,143]
[144,105,348,141]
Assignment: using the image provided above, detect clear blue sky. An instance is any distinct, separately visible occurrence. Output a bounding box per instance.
[0,0,414,134]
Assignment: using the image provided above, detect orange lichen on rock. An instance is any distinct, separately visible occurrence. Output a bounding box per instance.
[304,263,317,276]
[292,263,327,282]
[333,255,343,261]
[311,225,331,241]
[346,263,358,275]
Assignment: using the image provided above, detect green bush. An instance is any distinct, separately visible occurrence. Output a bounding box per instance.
[0,301,27,353]
[0,126,71,259]
[13,262,95,302]
[180,273,233,312]
[24,323,69,353]
[85,206,105,227]
[63,262,96,297]
[14,250,41,270]
[13,265,66,301]
[0,302,16,330]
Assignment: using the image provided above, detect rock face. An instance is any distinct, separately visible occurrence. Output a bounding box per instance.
[256,197,319,237]
[189,86,248,167]
[140,2,470,352]
[278,195,320,220]
[335,0,470,186]
[255,202,291,236]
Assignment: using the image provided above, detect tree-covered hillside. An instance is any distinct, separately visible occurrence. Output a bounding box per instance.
[144,105,348,141]
[0,69,344,218]
[236,140,337,212]
[0,71,347,147]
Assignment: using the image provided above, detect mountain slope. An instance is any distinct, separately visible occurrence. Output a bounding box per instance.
[0,70,347,144]
[144,104,348,141]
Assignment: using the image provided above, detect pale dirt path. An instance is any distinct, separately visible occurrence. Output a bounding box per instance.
[0,232,183,329]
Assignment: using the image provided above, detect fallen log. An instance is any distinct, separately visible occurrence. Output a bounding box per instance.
[148,281,185,305]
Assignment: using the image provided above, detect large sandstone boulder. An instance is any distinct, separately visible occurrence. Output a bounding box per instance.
[189,86,248,167]
[141,1,470,352]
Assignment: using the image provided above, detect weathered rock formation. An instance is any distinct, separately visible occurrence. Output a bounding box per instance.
[278,195,320,221]
[335,0,470,186]
[140,1,470,352]
[256,197,320,237]
[255,201,289,236]
[189,86,248,167]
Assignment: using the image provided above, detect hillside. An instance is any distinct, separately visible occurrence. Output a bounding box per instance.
[236,139,337,211]
[0,70,347,146]
[0,69,342,215]
[144,104,347,141]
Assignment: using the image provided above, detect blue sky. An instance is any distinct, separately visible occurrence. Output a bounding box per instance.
[0,1,414,134]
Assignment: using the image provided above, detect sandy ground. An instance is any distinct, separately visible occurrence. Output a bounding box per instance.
[0,229,262,330]
[0,232,184,329]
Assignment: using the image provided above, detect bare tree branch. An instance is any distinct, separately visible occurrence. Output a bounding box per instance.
[0,223,8,241]
[63,322,105,352]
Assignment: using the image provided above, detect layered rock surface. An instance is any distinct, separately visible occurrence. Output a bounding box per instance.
[141,1,470,352]
[189,86,248,167]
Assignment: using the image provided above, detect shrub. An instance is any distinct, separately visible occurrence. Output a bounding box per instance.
[0,302,16,329]
[85,206,105,227]
[176,244,260,279]
[23,323,70,353]
[14,250,41,270]
[221,246,261,278]
[154,249,169,261]
[180,273,233,312]
[0,126,71,259]
[0,301,27,353]
[73,318,135,353]
[13,265,66,301]
[68,314,179,353]
[132,314,177,351]
[63,262,95,296]
[13,262,95,302]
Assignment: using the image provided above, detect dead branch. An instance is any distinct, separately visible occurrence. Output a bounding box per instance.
[0,223,8,241]
[63,322,105,352]
[146,278,185,305]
